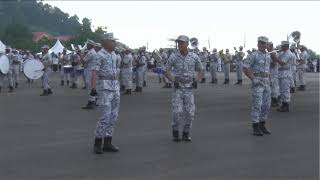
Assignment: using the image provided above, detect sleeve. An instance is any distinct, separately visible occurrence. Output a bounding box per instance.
[243,54,253,69]
[92,53,102,71]
[165,54,174,72]
[194,54,203,72]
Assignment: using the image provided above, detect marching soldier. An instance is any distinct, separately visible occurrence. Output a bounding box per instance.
[92,33,121,154]
[235,46,245,85]
[223,49,232,84]
[121,48,133,95]
[160,49,172,88]
[40,45,53,96]
[59,48,71,86]
[199,47,209,83]
[164,35,203,142]
[82,40,98,109]
[276,41,296,112]
[289,45,297,93]
[5,46,14,92]
[11,49,20,88]
[70,50,81,89]
[209,48,219,84]
[297,45,308,91]
[243,36,272,136]
[267,42,280,107]
[134,47,146,92]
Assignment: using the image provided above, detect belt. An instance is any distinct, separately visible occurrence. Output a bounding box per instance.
[98,76,116,80]
[253,72,269,77]
[278,67,290,71]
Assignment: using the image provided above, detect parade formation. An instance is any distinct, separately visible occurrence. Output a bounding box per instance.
[0,31,317,155]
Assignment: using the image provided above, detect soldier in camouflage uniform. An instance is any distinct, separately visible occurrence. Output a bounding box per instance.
[0,46,14,93]
[121,48,133,95]
[164,35,203,142]
[276,41,296,112]
[223,49,232,84]
[289,45,297,93]
[209,48,219,84]
[134,48,146,92]
[92,33,121,154]
[235,46,245,85]
[40,45,53,96]
[199,47,209,83]
[243,36,272,136]
[297,46,308,91]
[82,40,98,109]
[267,42,280,107]
[11,49,21,88]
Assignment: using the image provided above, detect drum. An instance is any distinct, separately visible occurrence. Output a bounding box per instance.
[23,59,44,80]
[63,65,73,74]
[0,55,10,74]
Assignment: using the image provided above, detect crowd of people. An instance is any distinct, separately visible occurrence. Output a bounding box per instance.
[0,32,315,154]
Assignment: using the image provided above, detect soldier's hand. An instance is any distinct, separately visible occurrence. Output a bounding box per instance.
[192,81,198,89]
[90,88,98,96]
[42,68,46,71]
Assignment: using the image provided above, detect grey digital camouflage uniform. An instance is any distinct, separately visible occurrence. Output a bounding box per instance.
[41,52,52,90]
[166,51,202,133]
[243,50,271,123]
[93,48,120,138]
[278,50,295,103]
[297,50,308,86]
[83,48,98,102]
[270,53,280,99]
[135,53,146,88]
[120,53,133,90]
[209,52,219,81]
[235,51,245,81]
[223,52,232,80]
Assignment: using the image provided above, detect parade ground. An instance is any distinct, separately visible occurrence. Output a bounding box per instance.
[0,72,319,180]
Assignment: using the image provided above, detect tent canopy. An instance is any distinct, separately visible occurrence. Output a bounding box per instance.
[49,39,71,54]
[0,40,6,54]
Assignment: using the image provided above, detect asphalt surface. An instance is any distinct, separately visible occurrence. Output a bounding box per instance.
[0,71,319,180]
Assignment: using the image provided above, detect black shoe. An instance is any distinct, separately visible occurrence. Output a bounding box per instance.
[134,87,139,92]
[259,121,271,134]
[15,83,18,88]
[8,86,13,93]
[103,137,119,152]
[143,81,147,87]
[70,83,77,89]
[277,102,289,112]
[211,79,215,84]
[168,83,172,88]
[159,78,162,83]
[200,78,205,83]
[67,80,70,86]
[47,89,53,95]
[60,80,64,86]
[172,130,180,142]
[40,90,48,96]
[223,79,229,84]
[93,138,103,154]
[82,101,94,109]
[290,87,295,93]
[238,80,242,85]
[82,86,86,89]
[120,85,125,91]
[214,79,218,84]
[182,131,192,142]
[0,87,1,93]
[252,123,263,136]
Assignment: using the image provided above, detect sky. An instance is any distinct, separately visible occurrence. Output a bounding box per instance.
[45,1,320,53]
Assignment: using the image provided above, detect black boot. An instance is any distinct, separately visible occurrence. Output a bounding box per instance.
[271,97,279,107]
[223,79,229,84]
[47,89,53,95]
[0,86,2,93]
[67,80,70,86]
[259,121,271,134]
[60,80,64,86]
[290,87,295,93]
[277,102,289,112]
[139,87,143,92]
[15,83,18,88]
[211,78,215,84]
[70,83,77,89]
[120,85,125,91]
[40,90,48,96]
[93,138,103,154]
[128,89,132,95]
[214,78,218,84]
[143,80,147,87]
[238,80,242,85]
[172,130,180,142]
[82,101,94,109]
[8,86,13,93]
[252,123,263,136]
[159,78,162,83]
[200,78,205,83]
[182,131,192,142]
[168,83,172,88]
[82,86,86,89]
[134,86,139,92]
[235,80,240,85]
[103,137,119,152]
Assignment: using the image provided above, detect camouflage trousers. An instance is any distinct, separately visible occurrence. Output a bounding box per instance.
[95,90,120,138]
[12,64,20,85]
[279,77,291,103]
[290,69,297,87]
[171,88,195,132]
[120,68,133,89]
[251,78,271,123]
[0,70,13,88]
[236,62,243,81]
[270,68,279,98]
[135,68,144,87]
[297,68,305,86]
[84,68,96,102]
[209,63,217,80]
[223,63,230,79]
[41,69,51,90]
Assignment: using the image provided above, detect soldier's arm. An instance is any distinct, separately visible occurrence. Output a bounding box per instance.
[164,54,175,82]
[195,56,203,82]
[243,54,254,81]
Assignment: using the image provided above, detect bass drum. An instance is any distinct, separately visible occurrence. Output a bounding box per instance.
[23,59,44,80]
[0,55,10,74]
